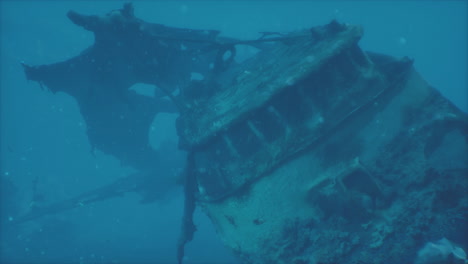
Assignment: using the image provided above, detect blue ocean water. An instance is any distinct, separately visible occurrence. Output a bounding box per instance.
[0,1,466,264]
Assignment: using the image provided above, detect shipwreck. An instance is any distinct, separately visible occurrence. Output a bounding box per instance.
[18,3,467,264]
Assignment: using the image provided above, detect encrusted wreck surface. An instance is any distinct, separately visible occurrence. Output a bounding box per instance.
[177,21,468,264]
[178,23,363,148]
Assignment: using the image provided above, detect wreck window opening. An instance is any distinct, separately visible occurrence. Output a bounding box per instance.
[267,105,291,135]
[192,128,266,200]
[297,84,316,108]
[298,73,326,106]
[250,107,287,143]
[222,134,240,158]
[205,135,235,165]
[196,168,231,199]
[193,150,211,169]
[328,52,362,86]
[227,121,263,158]
[193,151,231,198]
[246,120,267,145]
[270,86,310,127]
[303,64,348,113]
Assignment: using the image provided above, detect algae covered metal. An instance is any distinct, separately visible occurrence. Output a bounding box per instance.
[177,21,468,264]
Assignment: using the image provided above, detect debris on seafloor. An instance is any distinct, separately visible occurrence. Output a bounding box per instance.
[17,3,467,264]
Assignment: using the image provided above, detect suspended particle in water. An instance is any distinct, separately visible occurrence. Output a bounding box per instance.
[180,5,189,14]
[398,37,407,46]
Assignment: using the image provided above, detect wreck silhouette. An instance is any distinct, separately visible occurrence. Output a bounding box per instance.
[18,3,468,264]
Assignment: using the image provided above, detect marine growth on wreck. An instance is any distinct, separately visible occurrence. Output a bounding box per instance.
[3,3,467,264]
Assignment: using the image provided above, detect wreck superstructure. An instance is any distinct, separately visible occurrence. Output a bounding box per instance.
[178,22,387,201]
[16,3,468,264]
[177,21,468,264]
